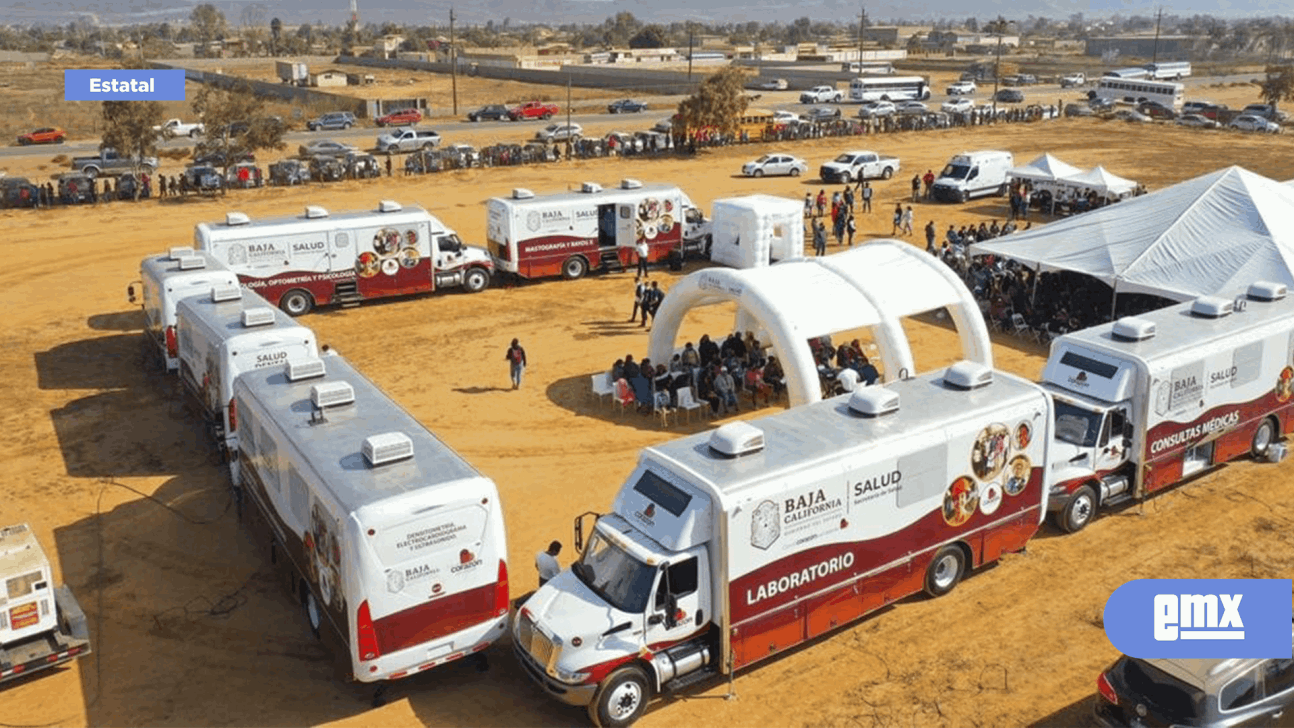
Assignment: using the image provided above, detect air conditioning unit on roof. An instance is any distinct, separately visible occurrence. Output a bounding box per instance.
[178,255,206,270]
[168,246,195,259]
[311,381,355,409]
[242,308,276,327]
[848,387,900,416]
[211,285,242,302]
[286,358,325,381]
[363,432,414,466]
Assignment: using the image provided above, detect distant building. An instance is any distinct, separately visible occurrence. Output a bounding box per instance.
[374,34,404,59]
[927,31,1019,50]
[1085,35,1199,59]
[310,69,348,87]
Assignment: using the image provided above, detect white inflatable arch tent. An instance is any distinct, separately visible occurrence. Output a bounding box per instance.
[648,241,992,407]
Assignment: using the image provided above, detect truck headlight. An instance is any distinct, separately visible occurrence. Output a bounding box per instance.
[1049,484,1067,495]
[554,666,591,684]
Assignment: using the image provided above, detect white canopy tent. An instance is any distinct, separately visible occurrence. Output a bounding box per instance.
[708,195,805,269]
[647,241,991,407]
[969,166,1294,302]
[1007,153,1083,183]
[1060,165,1137,197]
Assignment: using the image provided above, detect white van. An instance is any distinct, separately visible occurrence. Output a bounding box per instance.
[128,248,241,372]
[175,284,318,465]
[931,150,1015,203]
[233,354,510,686]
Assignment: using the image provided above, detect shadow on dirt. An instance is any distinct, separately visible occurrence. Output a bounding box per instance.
[34,333,153,390]
[1028,693,1097,727]
[545,372,789,434]
[49,387,216,478]
[86,310,144,332]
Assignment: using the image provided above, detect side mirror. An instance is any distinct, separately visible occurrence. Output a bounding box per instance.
[664,594,679,629]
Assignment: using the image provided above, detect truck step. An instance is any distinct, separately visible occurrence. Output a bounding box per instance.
[662,666,719,693]
[1103,493,1135,507]
[333,292,364,308]
[598,249,626,272]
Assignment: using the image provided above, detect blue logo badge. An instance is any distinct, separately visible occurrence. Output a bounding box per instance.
[64,69,186,101]
[1104,579,1291,659]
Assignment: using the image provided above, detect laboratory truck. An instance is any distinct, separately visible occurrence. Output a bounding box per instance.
[0,523,91,684]
[514,361,1053,727]
[194,201,493,316]
[1041,281,1294,533]
[128,247,242,372]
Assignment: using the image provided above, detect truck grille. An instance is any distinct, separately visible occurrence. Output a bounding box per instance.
[518,613,556,666]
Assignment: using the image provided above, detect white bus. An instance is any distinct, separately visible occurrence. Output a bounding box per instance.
[848,75,930,103]
[1093,77,1185,109]
[841,61,895,75]
[1102,67,1150,80]
[1143,61,1191,80]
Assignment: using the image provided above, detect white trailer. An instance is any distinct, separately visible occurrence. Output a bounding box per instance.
[1041,282,1294,532]
[194,201,493,316]
[128,247,242,372]
[708,195,804,269]
[233,354,510,687]
[175,284,318,466]
[485,179,711,281]
[0,524,91,684]
[515,362,1052,727]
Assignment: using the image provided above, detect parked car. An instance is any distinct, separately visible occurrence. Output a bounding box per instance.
[182,165,224,195]
[298,139,358,157]
[941,98,975,113]
[1064,103,1096,117]
[192,150,255,169]
[758,78,788,91]
[269,159,311,186]
[114,171,150,199]
[800,85,842,104]
[226,161,264,189]
[17,127,66,145]
[857,100,897,118]
[946,81,976,95]
[1137,100,1177,119]
[342,152,382,179]
[1059,72,1087,88]
[308,155,347,182]
[534,123,583,142]
[773,110,803,127]
[375,108,423,127]
[652,118,674,133]
[993,88,1025,103]
[306,111,356,131]
[742,153,807,178]
[508,101,559,121]
[1088,96,1116,112]
[442,143,480,168]
[1182,100,1214,114]
[1114,109,1152,123]
[896,101,929,115]
[466,104,510,122]
[1196,103,1230,120]
[57,173,96,203]
[1241,103,1286,122]
[607,98,649,113]
[0,177,40,207]
[804,106,841,123]
[1175,113,1219,129]
[1230,114,1281,133]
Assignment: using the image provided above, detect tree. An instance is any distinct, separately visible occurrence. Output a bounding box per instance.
[629,25,667,49]
[191,82,287,174]
[100,99,164,199]
[675,67,749,141]
[1259,64,1294,107]
[190,4,227,43]
[270,17,282,55]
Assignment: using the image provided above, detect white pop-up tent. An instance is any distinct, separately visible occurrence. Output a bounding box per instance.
[1007,153,1083,183]
[1059,165,1137,198]
[969,166,1294,302]
[648,241,991,407]
[708,195,805,269]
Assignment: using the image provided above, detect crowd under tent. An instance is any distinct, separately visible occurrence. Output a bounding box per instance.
[647,241,991,407]
[1061,165,1138,198]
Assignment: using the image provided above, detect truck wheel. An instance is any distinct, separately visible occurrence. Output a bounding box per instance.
[422,142,435,150]
[189,129,200,138]
[463,268,490,293]
[561,256,588,280]
[280,289,314,317]
[923,545,966,597]
[839,171,852,184]
[880,167,893,180]
[542,112,553,120]
[305,591,322,639]
[589,666,652,728]
[83,167,100,179]
[1060,485,1097,534]
[1251,417,1277,459]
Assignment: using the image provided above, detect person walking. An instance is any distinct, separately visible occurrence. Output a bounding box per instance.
[861,181,873,213]
[804,192,813,218]
[833,212,845,247]
[635,238,649,277]
[901,205,914,236]
[629,277,646,322]
[846,215,857,246]
[535,541,561,588]
[891,202,903,236]
[642,280,663,329]
[813,220,827,256]
[505,338,527,390]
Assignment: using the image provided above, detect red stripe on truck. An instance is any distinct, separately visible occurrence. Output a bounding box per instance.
[373,578,500,656]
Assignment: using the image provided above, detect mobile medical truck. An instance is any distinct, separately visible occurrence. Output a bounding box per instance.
[194,201,493,316]
[485,179,711,281]
[931,150,1014,203]
[515,362,1052,727]
[128,247,241,372]
[0,524,91,684]
[1042,282,1294,532]
[232,354,510,688]
[175,284,318,465]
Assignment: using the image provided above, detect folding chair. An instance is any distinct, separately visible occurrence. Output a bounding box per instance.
[1010,313,1032,340]
[612,378,635,416]
[590,372,615,406]
[675,386,704,423]
[652,391,677,428]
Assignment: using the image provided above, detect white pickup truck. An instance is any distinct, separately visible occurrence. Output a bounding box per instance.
[376,128,442,153]
[800,85,842,104]
[1059,72,1087,88]
[153,118,204,139]
[818,150,901,184]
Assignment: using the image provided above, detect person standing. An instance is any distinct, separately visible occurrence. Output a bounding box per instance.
[505,338,527,390]
[536,541,561,588]
[813,220,827,256]
[635,238,649,277]
[629,277,646,322]
[804,192,812,218]
[910,174,921,202]
[159,175,167,199]
[861,181,873,213]
[922,169,936,200]
[846,215,857,247]
[385,156,393,177]
[642,280,663,329]
[891,203,903,236]
[901,205,914,236]
[815,189,826,218]
[925,220,937,251]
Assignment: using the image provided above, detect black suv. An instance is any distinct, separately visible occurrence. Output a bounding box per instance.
[994,88,1025,103]
[467,104,510,122]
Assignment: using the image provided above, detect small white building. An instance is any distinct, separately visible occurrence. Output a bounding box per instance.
[310,69,348,87]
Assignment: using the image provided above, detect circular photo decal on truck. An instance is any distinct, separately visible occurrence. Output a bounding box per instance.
[1015,421,1032,450]
[1277,366,1294,403]
[1005,455,1032,496]
[943,476,979,527]
[356,251,380,278]
[979,481,1003,516]
[971,423,1010,481]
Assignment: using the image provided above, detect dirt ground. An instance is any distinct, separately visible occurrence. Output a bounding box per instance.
[1,118,1293,728]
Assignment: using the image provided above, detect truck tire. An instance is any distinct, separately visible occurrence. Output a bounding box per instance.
[562,256,588,280]
[189,129,201,138]
[542,112,553,120]
[1251,417,1277,459]
[280,289,314,317]
[839,171,852,184]
[880,167,893,180]
[1060,484,1097,533]
[463,267,490,293]
[83,166,100,179]
[589,666,652,728]
[923,545,966,597]
[422,142,435,150]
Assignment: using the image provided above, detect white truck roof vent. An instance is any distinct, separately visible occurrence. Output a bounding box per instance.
[285,358,326,381]
[363,432,414,467]
[304,205,329,219]
[241,307,276,327]
[620,178,643,189]
[377,199,402,213]
[168,246,195,259]
[708,421,765,457]
[1112,316,1156,341]
[211,284,242,302]
[1247,281,1287,301]
[944,361,994,390]
[225,212,251,226]
[580,182,602,193]
[512,188,534,199]
[848,387,900,417]
[178,254,206,270]
[311,381,355,409]
[1190,296,1233,318]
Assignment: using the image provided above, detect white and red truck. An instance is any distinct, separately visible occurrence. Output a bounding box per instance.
[514,361,1052,727]
[485,179,711,281]
[194,201,493,316]
[128,247,242,372]
[0,523,91,684]
[1041,281,1294,532]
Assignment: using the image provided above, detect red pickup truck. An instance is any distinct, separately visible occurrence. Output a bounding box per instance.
[508,101,558,121]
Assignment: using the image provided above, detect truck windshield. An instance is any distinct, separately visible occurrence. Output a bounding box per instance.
[833,154,857,163]
[574,530,656,614]
[941,164,971,179]
[1054,401,1103,446]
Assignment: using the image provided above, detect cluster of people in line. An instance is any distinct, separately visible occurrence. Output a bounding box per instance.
[609,331,786,418]
[804,184,873,255]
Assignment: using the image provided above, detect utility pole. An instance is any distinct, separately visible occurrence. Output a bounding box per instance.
[565,73,573,162]
[688,28,694,80]
[991,20,1003,117]
[1151,6,1163,64]
[857,1,867,64]
[449,7,458,115]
